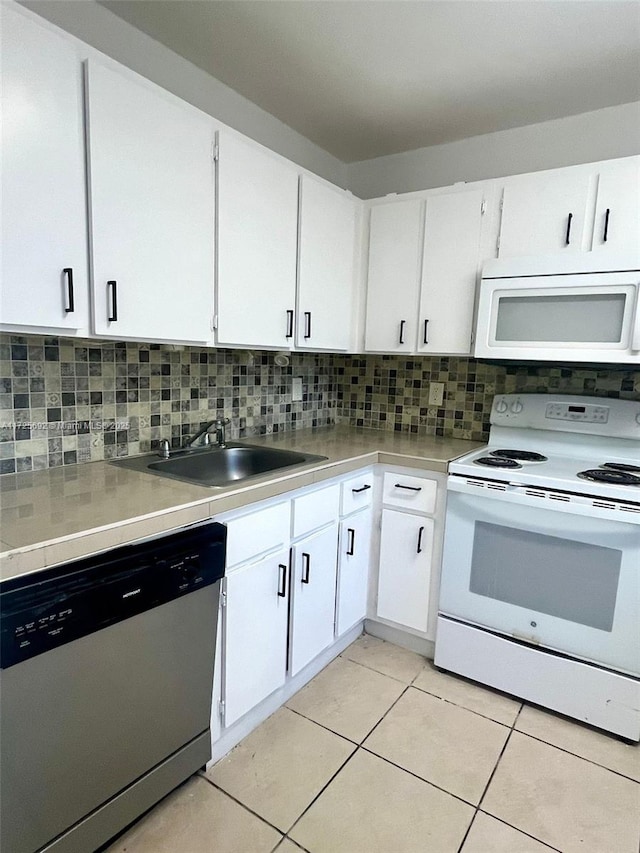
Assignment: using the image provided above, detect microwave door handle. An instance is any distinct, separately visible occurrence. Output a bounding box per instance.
[632,286,640,352]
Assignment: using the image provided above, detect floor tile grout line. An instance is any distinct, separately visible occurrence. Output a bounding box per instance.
[198,772,289,838]
[339,648,426,685]
[455,701,526,852]
[475,809,563,852]
[358,683,412,744]
[358,742,480,810]
[284,704,360,745]
[409,683,517,729]
[284,744,360,839]
[512,727,640,784]
[474,702,523,814]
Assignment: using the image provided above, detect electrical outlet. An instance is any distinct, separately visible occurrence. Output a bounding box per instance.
[292,377,303,402]
[428,382,445,406]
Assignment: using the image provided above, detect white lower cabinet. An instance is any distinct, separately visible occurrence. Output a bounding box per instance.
[377,510,434,633]
[223,548,290,727]
[290,524,339,676]
[215,464,441,755]
[336,511,372,636]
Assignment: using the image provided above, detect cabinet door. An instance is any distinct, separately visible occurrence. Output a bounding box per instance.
[296,176,356,351]
[418,190,485,355]
[592,158,640,253]
[364,200,423,352]
[377,509,433,633]
[290,524,339,676]
[85,59,214,343]
[498,168,593,258]
[217,132,299,348]
[1,8,87,333]
[336,511,372,636]
[223,549,290,727]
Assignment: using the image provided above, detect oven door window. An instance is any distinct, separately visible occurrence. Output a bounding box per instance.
[470,521,621,632]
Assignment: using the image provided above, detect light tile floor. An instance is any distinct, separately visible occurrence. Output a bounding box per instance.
[107,635,640,853]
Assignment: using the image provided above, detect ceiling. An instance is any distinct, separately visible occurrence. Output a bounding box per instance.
[99,1,640,163]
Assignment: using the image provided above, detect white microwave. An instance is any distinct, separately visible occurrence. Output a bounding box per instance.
[474,254,640,363]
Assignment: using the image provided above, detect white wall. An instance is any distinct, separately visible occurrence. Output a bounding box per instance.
[19,0,349,188]
[348,102,640,198]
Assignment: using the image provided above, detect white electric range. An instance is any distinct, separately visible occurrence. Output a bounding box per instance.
[435,393,640,741]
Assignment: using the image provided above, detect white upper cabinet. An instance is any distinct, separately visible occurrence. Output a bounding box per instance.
[85,59,215,344]
[1,7,88,334]
[364,199,423,352]
[591,158,640,253]
[296,176,356,351]
[216,132,299,349]
[497,157,640,260]
[498,166,593,258]
[418,190,486,355]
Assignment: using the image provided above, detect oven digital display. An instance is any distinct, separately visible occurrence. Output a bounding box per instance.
[568,406,586,413]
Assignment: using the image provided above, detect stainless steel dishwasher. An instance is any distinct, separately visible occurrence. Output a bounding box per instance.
[0,520,226,853]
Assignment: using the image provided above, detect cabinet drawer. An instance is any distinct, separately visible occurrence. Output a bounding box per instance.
[292,484,340,538]
[225,501,291,568]
[341,472,374,516]
[382,473,437,514]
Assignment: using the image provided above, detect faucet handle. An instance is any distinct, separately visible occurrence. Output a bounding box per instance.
[215,416,230,425]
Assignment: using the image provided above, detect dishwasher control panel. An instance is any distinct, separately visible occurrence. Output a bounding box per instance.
[0,522,226,669]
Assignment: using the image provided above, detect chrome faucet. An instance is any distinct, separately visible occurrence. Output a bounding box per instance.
[184,417,230,449]
[184,420,216,449]
[214,417,230,449]
[158,438,171,459]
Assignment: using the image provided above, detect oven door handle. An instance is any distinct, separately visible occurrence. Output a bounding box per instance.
[448,489,640,540]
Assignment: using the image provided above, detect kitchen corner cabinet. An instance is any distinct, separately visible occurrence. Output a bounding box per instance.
[376,470,444,636]
[216,132,299,348]
[1,7,88,335]
[336,511,372,636]
[335,470,374,636]
[85,59,215,344]
[497,156,640,259]
[296,176,357,351]
[364,199,423,352]
[364,189,488,355]
[418,190,486,354]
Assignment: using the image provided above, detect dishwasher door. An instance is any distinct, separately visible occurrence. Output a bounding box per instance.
[0,523,224,853]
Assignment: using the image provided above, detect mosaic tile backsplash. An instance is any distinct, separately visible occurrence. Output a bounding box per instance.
[1,332,638,474]
[0,335,335,475]
[333,355,639,441]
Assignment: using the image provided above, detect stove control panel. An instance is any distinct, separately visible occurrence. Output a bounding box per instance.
[545,402,609,423]
[490,394,640,440]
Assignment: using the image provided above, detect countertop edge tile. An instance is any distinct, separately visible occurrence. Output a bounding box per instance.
[1,427,483,578]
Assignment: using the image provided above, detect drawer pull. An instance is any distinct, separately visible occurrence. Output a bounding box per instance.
[417,526,425,554]
[346,528,355,556]
[277,563,287,598]
[352,484,371,494]
[302,552,310,584]
[394,483,422,492]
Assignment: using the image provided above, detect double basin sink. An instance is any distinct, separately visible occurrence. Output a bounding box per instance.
[111,442,327,488]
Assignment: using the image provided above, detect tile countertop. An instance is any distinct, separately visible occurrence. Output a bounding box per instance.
[0,426,483,581]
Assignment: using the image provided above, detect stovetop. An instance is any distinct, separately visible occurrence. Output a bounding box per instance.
[449,394,640,503]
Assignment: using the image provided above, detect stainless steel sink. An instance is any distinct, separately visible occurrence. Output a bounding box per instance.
[111,443,327,487]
